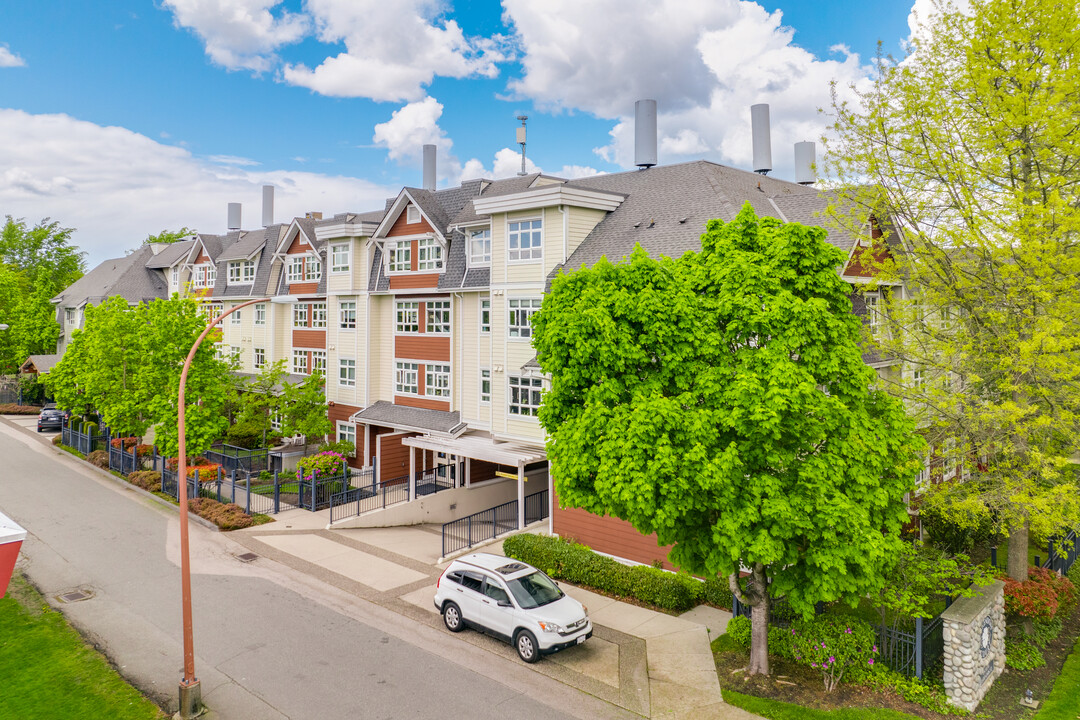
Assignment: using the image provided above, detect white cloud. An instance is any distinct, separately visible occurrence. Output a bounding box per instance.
[0,109,394,267]
[281,0,509,101]
[0,45,26,68]
[372,97,450,161]
[161,0,308,72]
[207,154,261,166]
[503,0,874,178]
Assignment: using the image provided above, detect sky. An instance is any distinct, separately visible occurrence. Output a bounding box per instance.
[0,0,921,268]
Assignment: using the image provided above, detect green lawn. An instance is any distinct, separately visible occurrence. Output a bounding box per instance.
[723,689,923,720]
[0,574,164,720]
[1035,632,1080,720]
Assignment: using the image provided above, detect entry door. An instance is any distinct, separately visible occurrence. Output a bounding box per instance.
[436,452,458,486]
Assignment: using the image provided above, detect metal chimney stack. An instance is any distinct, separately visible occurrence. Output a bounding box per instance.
[422,144,436,191]
[227,203,242,230]
[794,142,816,185]
[261,185,274,226]
[751,104,772,175]
[635,99,658,169]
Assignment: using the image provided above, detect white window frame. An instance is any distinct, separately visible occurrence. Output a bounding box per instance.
[228,260,254,285]
[292,303,308,328]
[336,421,356,446]
[388,241,411,273]
[287,256,305,283]
[207,264,216,287]
[507,218,542,262]
[508,376,544,417]
[254,303,266,326]
[426,363,451,398]
[395,361,419,395]
[65,308,75,323]
[480,368,491,404]
[331,242,350,273]
[417,237,443,271]
[406,205,420,224]
[230,307,241,326]
[305,256,321,282]
[865,292,881,335]
[395,301,419,334]
[253,347,266,369]
[339,301,356,330]
[508,298,542,339]
[338,358,356,387]
[311,302,328,329]
[229,345,241,362]
[469,228,491,266]
[171,267,178,286]
[426,300,450,334]
[480,298,490,334]
[292,350,308,375]
[311,350,327,374]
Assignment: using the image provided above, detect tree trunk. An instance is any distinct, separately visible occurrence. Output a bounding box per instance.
[748,598,770,676]
[1008,520,1029,582]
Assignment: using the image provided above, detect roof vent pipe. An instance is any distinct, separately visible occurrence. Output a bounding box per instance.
[422,144,436,191]
[227,203,242,230]
[261,185,274,226]
[794,141,816,185]
[751,103,772,175]
[635,99,657,169]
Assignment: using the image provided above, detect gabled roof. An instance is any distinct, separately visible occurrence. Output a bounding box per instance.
[351,400,466,437]
[449,174,547,226]
[145,239,196,269]
[217,229,267,262]
[275,218,320,255]
[51,245,167,308]
[373,187,451,241]
[21,354,60,374]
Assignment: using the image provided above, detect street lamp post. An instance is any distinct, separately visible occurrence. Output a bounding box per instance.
[176,297,268,719]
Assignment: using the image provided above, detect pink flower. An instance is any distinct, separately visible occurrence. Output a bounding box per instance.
[872,645,878,653]
[845,627,852,634]
[868,659,874,666]
[829,656,835,663]
[811,663,817,668]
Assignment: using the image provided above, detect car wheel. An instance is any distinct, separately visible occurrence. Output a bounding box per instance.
[442,602,465,633]
[37,427,42,433]
[515,630,540,663]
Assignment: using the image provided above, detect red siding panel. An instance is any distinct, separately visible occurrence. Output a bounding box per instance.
[327,403,362,468]
[394,395,451,412]
[395,335,450,362]
[389,274,440,289]
[288,281,320,295]
[553,503,675,570]
[292,329,326,349]
[387,212,433,237]
[377,432,414,482]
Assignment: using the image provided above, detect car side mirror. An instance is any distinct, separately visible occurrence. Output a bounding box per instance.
[498,600,512,608]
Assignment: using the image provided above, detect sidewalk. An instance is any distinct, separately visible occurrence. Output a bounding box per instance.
[230,510,758,719]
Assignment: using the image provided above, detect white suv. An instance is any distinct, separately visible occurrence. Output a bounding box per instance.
[433,553,592,663]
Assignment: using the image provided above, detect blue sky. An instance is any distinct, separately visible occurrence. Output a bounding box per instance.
[0,0,917,266]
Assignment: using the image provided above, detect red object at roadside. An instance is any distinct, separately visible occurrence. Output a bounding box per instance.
[0,509,27,598]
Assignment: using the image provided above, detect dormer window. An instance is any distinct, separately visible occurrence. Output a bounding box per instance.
[287,257,304,283]
[228,260,256,284]
[305,256,321,282]
[388,241,411,273]
[407,204,420,224]
[417,237,443,271]
[469,228,491,266]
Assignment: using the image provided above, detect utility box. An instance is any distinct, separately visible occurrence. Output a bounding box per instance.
[0,509,26,598]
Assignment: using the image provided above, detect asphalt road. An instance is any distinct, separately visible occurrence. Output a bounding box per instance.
[0,421,623,720]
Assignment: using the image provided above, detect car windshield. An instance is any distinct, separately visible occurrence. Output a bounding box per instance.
[505,571,564,609]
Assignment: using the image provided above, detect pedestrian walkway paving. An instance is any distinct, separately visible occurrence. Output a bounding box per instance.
[230,520,758,719]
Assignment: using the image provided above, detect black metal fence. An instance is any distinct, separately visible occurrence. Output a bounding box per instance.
[440,488,549,558]
[875,615,945,680]
[205,443,269,474]
[1039,527,1080,576]
[61,419,110,455]
[108,443,151,475]
[328,465,456,523]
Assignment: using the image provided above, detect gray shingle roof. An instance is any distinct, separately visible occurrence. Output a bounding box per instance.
[217,229,267,261]
[145,239,195,269]
[23,354,60,374]
[353,400,465,436]
[450,174,544,226]
[404,188,452,235]
[769,191,854,254]
[53,245,167,308]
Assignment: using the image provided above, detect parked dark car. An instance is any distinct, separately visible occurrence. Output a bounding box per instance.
[37,404,67,432]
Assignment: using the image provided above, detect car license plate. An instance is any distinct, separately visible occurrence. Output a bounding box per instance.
[576,635,586,644]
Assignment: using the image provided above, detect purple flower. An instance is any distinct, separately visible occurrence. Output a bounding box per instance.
[821,642,826,648]
[872,645,878,653]
[811,663,817,668]
[829,656,835,663]
[868,659,875,666]
[845,627,852,634]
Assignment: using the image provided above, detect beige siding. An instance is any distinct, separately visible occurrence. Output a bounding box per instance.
[567,207,607,260]
[369,295,393,403]
[506,417,544,442]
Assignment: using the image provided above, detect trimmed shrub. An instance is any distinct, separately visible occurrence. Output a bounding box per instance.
[725,615,797,661]
[51,434,62,446]
[188,498,254,530]
[920,498,994,554]
[703,576,735,610]
[225,420,264,449]
[127,471,162,492]
[502,533,723,613]
[86,450,109,469]
[296,451,346,480]
[790,615,878,691]
[83,422,98,437]
[727,616,751,647]
[1004,566,1075,621]
[0,403,42,415]
[109,436,139,450]
[319,440,356,458]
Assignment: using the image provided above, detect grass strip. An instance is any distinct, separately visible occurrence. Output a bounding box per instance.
[0,574,164,720]
[722,689,923,720]
[1035,631,1080,719]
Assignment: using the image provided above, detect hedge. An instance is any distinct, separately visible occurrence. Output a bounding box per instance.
[502,533,733,613]
[0,403,41,415]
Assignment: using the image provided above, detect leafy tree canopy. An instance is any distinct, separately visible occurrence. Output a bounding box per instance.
[143,227,195,245]
[534,204,924,675]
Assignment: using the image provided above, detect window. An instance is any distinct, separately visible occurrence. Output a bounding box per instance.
[865,293,881,335]
[292,350,308,374]
[911,368,926,390]
[339,358,356,387]
[331,243,350,273]
[254,348,266,369]
[426,300,450,334]
[480,299,490,333]
[417,237,443,271]
[395,301,419,333]
[171,267,178,286]
[337,421,356,446]
[508,298,542,338]
[508,376,544,416]
[305,256,321,281]
[469,228,491,266]
[229,345,241,362]
[388,241,411,272]
[207,264,216,286]
[426,364,450,398]
[339,301,356,329]
[230,307,241,325]
[406,204,420,224]
[270,411,282,432]
[287,256,304,283]
[916,452,931,487]
[311,350,326,374]
[292,303,308,328]
[208,304,223,321]
[254,303,266,326]
[311,303,327,328]
[395,361,419,395]
[228,260,255,284]
[65,308,75,323]
[508,219,542,261]
[480,369,491,404]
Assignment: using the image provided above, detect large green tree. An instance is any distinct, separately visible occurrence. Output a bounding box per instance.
[534,205,924,675]
[825,0,1080,579]
[235,359,287,447]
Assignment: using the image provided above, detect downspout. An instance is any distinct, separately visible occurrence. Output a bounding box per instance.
[364,240,373,409]
[558,204,568,263]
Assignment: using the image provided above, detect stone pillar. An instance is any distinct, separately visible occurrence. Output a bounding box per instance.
[941,580,1005,712]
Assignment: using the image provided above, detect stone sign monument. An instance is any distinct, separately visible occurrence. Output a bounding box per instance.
[940,579,1006,711]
